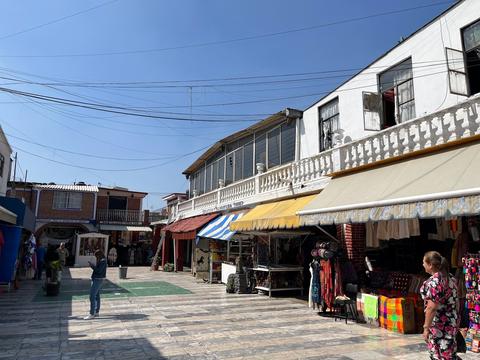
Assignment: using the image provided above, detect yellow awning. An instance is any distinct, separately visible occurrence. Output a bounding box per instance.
[230,195,316,231]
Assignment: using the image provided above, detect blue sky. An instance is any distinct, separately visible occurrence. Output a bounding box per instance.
[0,0,454,210]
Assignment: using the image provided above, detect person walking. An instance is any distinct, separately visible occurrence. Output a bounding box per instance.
[56,242,69,268]
[420,251,459,360]
[84,250,107,320]
[35,242,46,280]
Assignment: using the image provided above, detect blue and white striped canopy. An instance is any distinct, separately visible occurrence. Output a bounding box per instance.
[197,212,245,241]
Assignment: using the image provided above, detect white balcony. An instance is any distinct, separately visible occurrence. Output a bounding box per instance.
[177,95,480,219]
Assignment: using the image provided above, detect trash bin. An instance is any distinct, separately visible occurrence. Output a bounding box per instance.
[118,265,128,279]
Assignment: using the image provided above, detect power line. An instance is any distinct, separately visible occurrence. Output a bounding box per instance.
[0,0,119,41]
[0,1,454,58]
[12,143,211,172]
[3,132,187,161]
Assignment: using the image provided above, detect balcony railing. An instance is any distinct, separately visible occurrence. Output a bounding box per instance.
[96,209,143,224]
[177,94,480,219]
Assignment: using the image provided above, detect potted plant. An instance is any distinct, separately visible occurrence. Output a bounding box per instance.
[45,260,62,296]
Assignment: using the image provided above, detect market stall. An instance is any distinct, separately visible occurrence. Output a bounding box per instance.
[74,232,109,267]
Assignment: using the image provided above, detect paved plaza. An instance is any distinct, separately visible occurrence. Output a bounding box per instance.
[0,267,476,360]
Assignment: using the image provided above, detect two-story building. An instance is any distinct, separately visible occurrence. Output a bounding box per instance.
[170,0,480,298]
[96,186,151,265]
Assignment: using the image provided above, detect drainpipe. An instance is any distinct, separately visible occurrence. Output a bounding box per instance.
[34,189,41,217]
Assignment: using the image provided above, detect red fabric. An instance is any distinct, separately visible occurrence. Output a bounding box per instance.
[163,213,219,235]
[320,259,333,309]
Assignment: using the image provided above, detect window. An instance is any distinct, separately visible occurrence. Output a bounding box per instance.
[267,127,281,168]
[363,92,382,130]
[205,164,212,192]
[463,19,480,95]
[211,160,219,190]
[233,148,242,181]
[281,122,296,163]
[243,141,254,178]
[379,58,415,127]
[108,196,127,210]
[255,133,266,168]
[217,157,225,186]
[319,98,339,152]
[53,191,83,210]
[0,154,4,178]
[225,152,234,185]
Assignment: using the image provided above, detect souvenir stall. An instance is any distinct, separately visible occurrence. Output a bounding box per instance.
[230,195,317,297]
[74,232,109,267]
[195,212,252,283]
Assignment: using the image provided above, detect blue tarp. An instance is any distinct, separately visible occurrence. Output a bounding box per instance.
[0,225,22,283]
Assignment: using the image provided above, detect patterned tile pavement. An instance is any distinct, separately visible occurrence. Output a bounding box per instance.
[0,267,477,360]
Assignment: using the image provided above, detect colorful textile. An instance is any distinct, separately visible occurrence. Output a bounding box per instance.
[356,293,365,322]
[363,294,379,321]
[420,272,459,360]
[320,260,333,308]
[378,295,415,334]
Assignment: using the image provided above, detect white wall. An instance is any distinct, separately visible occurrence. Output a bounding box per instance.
[300,0,480,159]
[0,128,12,196]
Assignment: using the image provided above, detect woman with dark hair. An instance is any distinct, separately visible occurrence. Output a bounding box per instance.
[420,251,459,360]
[84,249,107,320]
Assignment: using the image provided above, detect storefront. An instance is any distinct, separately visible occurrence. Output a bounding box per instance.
[195,212,252,283]
[161,213,219,272]
[297,141,480,334]
[230,194,321,297]
[74,232,110,267]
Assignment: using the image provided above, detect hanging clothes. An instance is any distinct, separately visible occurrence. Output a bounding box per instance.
[320,259,333,309]
[366,222,379,248]
[333,260,343,297]
[312,261,321,306]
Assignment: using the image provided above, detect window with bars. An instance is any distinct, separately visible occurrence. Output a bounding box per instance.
[318,98,339,152]
[53,191,83,210]
[281,121,296,163]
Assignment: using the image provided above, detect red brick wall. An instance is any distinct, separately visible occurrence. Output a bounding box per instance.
[37,191,95,220]
[337,223,366,272]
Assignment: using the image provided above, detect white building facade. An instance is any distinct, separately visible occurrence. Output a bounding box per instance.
[176,0,480,220]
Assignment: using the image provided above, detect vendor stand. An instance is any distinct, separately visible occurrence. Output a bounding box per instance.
[74,232,109,267]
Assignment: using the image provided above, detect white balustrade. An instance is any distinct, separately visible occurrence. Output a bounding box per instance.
[176,95,480,218]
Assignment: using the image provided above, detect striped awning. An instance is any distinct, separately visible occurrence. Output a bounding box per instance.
[197,212,245,241]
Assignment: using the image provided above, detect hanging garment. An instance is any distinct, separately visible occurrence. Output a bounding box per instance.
[320,260,333,309]
[311,261,321,306]
[377,221,389,240]
[366,222,379,248]
[408,219,421,236]
[397,220,410,239]
[308,264,313,308]
[435,218,454,241]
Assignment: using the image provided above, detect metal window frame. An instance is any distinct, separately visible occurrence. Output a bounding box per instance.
[318,97,339,152]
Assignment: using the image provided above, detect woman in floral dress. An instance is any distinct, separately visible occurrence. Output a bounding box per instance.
[420,251,459,360]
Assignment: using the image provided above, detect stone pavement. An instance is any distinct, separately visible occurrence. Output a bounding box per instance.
[0,267,476,360]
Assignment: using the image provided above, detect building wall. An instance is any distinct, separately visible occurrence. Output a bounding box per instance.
[37,191,96,220]
[6,188,37,213]
[96,195,108,210]
[300,0,480,159]
[0,133,12,196]
[127,198,141,210]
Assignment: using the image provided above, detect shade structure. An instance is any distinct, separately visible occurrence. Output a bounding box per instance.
[197,212,246,241]
[299,142,480,225]
[163,213,219,240]
[99,224,152,232]
[230,195,316,232]
[0,206,17,225]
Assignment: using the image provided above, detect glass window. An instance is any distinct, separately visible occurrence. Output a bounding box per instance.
[234,148,243,181]
[225,153,234,185]
[205,164,212,192]
[211,161,218,190]
[319,98,340,151]
[53,191,83,210]
[267,127,281,168]
[243,141,254,178]
[281,122,296,164]
[217,157,225,185]
[464,20,480,52]
[255,133,266,169]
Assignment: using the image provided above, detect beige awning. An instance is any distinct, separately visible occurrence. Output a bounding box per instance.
[299,142,480,225]
[0,205,17,225]
[99,224,152,232]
